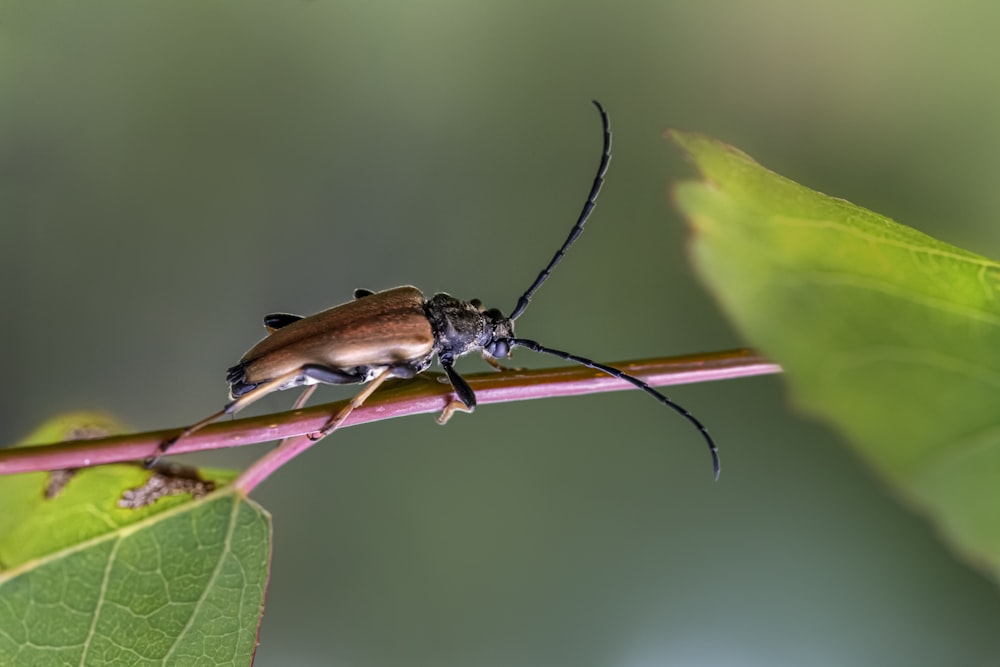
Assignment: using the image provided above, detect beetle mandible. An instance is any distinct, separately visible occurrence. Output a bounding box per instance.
[153,101,720,479]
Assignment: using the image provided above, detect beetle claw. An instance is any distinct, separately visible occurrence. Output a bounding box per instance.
[437,400,473,425]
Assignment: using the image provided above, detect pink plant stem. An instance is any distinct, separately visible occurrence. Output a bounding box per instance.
[234,434,316,494]
[0,349,781,482]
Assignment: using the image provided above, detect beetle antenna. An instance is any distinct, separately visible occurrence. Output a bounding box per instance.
[509,100,612,321]
[511,337,720,480]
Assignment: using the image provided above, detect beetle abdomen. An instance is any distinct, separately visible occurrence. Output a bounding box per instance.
[226,361,257,398]
[226,286,436,398]
[227,361,257,398]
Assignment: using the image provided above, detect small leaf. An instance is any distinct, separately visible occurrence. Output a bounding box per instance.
[0,414,269,665]
[671,131,1000,577]
[0,413,240,569]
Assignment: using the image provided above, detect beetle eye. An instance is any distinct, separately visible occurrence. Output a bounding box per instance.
[490,340,510,358]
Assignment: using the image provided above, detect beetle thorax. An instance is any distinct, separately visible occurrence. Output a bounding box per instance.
[424,292,514,362]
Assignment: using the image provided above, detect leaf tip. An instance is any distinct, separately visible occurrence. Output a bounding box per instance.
[666,129,759,180]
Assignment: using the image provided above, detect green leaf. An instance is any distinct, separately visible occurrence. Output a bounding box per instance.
[0,414,270,665]
[671,131,1000,577]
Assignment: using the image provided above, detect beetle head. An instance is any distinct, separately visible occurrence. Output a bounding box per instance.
[479,306,514,359]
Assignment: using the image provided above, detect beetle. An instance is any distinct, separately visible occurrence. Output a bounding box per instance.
[153,101,720,478]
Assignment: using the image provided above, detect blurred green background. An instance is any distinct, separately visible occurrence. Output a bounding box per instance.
[4,1,1000,665]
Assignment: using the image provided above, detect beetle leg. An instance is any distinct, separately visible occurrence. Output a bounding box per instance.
[291,384,318,411]
[150,366,327,464]
[299,363,366,385]
[436,361,476,425]
[253,384,320,454]
[437,400,473,425]
[309,367,394,440]
[229,363,362,399]
[148,407,231,465]
[481,352,524,373]
[441,361,476,407]
[263,313,303,333]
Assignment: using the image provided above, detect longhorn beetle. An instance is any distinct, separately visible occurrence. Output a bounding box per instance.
[153,101,720,479]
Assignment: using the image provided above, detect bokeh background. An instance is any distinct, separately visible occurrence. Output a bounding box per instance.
[5,2,1000,665]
